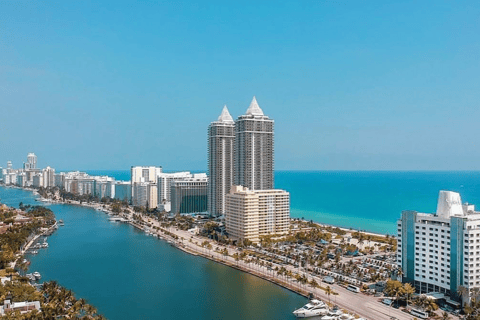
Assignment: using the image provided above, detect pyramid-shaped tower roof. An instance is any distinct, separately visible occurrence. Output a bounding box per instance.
[245,96,264,116]
[217,105,234,123]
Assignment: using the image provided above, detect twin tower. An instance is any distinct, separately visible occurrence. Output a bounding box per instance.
[208,97,274,216]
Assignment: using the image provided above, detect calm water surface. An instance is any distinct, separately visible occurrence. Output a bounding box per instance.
[0,186,306,320]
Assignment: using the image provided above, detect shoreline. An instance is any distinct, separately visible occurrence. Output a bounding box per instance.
[0,185,407,320]
[1,184,392,236]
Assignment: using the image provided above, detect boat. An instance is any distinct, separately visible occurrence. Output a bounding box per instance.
[26,273,36,281]
[293,299,329,318]
[327,310,343,317]
[30,250,38,255]
[58,219,64,226]
[33,272,41,280]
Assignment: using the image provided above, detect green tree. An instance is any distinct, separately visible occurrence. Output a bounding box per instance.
[325,286,333,303]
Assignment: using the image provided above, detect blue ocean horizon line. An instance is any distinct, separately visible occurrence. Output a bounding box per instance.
[50,170,480,235]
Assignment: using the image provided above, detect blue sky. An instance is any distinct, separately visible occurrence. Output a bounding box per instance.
[1,1,479,171]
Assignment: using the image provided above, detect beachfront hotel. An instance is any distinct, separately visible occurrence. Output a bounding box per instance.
[225,186,290,243]
[398,190,480,305]
[234,97,274,191]
[208,106,235,217]
[170,173,208,215]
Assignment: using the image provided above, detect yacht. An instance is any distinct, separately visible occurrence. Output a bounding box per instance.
[33,272,41,280]
[58,219,64,226]
[293,299,329,318]
[328,310,343,317]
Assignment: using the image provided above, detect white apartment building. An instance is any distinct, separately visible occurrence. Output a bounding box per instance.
[32,174,43,188]
[132,182,149,208]
[16,173,27,187]
[208,106,235,217]
[157,172,192,204]
[131,166,162,184]
[42,166,56,188]
[131,166,162,209]
[225,186,290,243]
[234,97,274,191]
[398,190,480,304]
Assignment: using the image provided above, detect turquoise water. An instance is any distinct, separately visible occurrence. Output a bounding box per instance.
[84,170,480,234]
[0,186,306,320]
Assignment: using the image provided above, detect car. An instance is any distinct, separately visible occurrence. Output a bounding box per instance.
[382,298,392,306]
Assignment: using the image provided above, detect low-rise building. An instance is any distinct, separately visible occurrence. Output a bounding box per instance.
[170,174,208,215]
[0,300,41,316]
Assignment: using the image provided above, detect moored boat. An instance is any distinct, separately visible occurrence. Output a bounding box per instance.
[293,299,329,318]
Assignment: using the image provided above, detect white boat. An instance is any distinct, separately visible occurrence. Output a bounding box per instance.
[33,272,41,280]
[327,310,343,317]
[293,299,329,318]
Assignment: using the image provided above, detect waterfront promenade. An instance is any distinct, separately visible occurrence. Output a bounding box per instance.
[141,219,411,320]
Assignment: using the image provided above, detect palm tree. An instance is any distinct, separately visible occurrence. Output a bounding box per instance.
[325,286,333,303]
[401,283,415,309]
[458,285,469,307]
[424,298,438,315]
[441,311,451,320]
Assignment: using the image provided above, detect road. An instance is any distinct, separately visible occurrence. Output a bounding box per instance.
[141,219,415,320]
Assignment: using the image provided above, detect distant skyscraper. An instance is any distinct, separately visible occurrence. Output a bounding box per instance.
[208,106,235,216]
[234,97,274,190]
[25,153,37,170]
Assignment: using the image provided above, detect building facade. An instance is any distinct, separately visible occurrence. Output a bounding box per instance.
[398,190,480,302]
[24,153,37,170]
[170,174,208,215]
[225,186,290,243]
[42,166,56,188]
[208,106,235,217]
[114,181,132,203]
[131,166,162,209]
[234,97,274,191]
[157,172,192,204]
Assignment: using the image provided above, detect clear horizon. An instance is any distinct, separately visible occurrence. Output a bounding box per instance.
[1,1,479,171]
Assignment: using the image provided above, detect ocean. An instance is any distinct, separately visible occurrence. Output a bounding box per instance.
[82,170,480,235]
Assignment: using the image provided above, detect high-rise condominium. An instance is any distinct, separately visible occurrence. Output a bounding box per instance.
[234,97,274,190]
[25,153,37,170]
[208,106,235,216]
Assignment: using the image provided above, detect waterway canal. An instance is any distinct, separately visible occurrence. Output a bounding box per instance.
[0,186,306,320]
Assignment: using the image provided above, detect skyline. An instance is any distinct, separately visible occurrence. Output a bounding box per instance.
[1,1,480,170]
